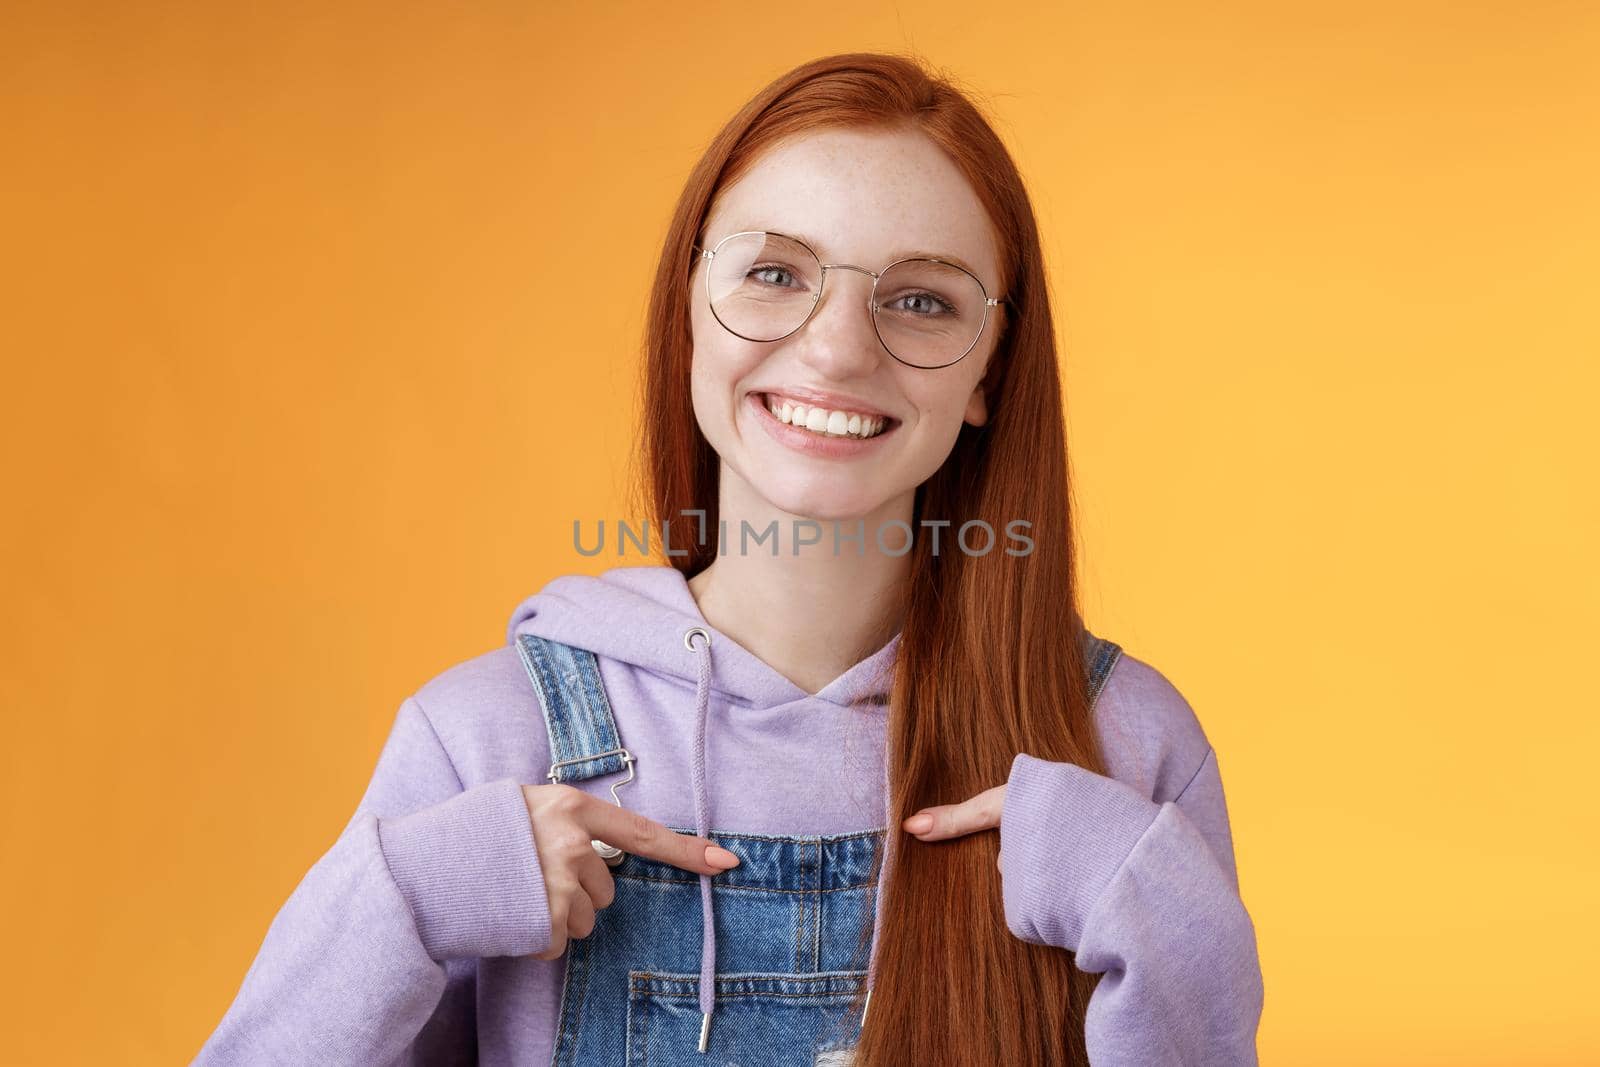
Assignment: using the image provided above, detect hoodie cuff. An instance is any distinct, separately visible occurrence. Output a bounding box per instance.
[377,777,553,961]
[999,753,1162,951]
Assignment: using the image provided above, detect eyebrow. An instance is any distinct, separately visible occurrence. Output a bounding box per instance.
[731,226,987,282]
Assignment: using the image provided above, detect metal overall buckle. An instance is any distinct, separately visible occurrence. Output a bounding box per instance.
[548,747,635,866]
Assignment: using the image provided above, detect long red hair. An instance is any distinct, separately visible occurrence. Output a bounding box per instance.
[630,51,1107,1066]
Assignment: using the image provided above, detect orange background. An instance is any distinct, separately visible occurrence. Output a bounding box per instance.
[3,2,1596,1063]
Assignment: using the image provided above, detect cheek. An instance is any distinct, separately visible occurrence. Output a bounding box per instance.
[688,331,766,427]
[691,308,772,383]
[902,376,978,429]
[686,355,730,445]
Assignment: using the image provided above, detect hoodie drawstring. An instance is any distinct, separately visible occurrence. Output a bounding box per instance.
[684,625,717,1053]
[681,622,890,1053]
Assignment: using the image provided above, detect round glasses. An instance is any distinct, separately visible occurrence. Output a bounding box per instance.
[691,230,1007,370]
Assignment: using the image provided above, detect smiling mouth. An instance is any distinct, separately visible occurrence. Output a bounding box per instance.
[754,392,899,441]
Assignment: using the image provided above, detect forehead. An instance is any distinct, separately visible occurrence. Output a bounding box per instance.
[704,126,1001,287]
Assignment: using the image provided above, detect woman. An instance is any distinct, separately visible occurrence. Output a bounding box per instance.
[198,52,1264,1066]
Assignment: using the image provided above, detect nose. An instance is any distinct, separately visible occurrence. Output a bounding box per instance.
[790,264,886,379]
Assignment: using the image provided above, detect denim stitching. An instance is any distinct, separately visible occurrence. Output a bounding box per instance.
[615,875,877,896]
[811,838,823,972]
[519,635,629,782]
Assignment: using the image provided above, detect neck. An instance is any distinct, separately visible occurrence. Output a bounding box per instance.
[684,473,911,697]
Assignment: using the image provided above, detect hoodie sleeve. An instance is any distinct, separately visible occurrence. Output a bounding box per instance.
[194,696,553,1066]
[998,748,1264,1066]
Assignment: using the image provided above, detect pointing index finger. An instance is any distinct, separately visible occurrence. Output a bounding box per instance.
[905,784,1006,840]
[580,795,736,875]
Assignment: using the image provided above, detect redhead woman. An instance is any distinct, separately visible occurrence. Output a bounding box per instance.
[197,52,1264,1067]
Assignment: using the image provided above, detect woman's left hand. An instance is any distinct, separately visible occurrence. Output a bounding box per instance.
[902,784,1008,869]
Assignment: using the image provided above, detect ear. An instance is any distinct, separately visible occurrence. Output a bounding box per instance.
[963,381,989,427]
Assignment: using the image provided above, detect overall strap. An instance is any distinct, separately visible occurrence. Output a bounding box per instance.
[514,632,633,785]
[1080,628,1124,712]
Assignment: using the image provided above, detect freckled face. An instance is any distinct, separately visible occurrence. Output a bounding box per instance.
[688,125,1005,521]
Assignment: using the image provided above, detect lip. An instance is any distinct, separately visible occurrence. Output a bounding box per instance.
[747,392,898,458]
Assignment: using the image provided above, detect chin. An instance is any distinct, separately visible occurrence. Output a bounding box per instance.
[755,479,885,527]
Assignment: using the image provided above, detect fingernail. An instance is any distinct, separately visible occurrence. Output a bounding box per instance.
[706,845,740,868]
[905,813,933,833]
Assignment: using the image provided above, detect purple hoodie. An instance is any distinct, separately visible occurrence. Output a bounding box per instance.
[196,564,1263,1065]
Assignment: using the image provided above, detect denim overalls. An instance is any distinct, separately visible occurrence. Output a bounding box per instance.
[514,622,1122,1066]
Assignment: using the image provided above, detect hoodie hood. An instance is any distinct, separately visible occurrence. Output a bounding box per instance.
[505,564,902,1049]
[507,564,900,709]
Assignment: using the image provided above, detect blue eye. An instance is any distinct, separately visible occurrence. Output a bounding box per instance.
[749,263,800,288]
[887,291,957,316]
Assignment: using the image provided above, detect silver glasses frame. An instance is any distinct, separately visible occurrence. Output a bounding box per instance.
[691,229,1009,370]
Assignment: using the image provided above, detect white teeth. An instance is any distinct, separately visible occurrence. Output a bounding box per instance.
[764,394,888,440]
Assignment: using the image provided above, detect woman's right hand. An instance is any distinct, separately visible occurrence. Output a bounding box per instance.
[519,783,741,960]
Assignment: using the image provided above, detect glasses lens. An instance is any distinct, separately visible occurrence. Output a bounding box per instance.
[706,232,821,342]
[874,259,988,368]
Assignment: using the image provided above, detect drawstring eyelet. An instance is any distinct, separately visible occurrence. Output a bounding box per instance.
[684,626,711,651]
